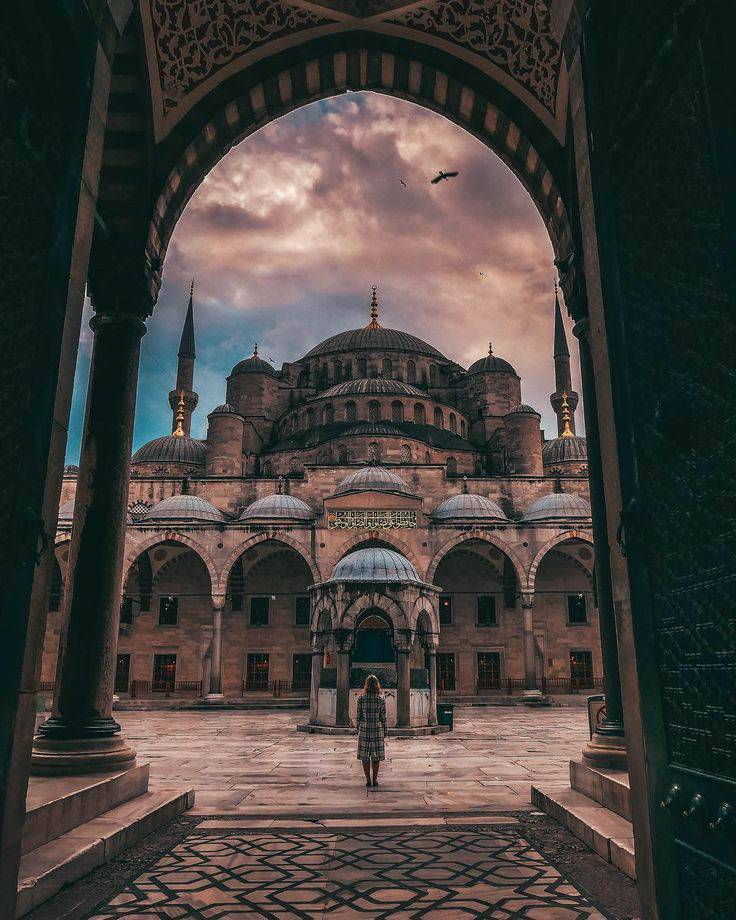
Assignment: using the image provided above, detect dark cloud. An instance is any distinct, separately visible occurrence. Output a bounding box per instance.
[65,92,581,462]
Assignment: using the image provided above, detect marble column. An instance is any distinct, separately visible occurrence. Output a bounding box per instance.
[335,650,351,727]
[574,318,627,767]
[32,307,147,774]
[204,598,226,701]
[396,642,411,728]
[309,649,324,724]
[521,594,542,698]
[426,650,438,725]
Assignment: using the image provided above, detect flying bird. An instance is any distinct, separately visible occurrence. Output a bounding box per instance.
[431,170,459,184]
[399,179,407,188]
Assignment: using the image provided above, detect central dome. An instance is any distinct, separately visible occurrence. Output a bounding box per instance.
[328,548,421,584]
[334,466,413,496]
[303,327,445,361]
[320,378,426,399]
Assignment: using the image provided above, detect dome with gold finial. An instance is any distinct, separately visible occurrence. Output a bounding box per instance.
[231,343,279,377]
[467,341,518,376]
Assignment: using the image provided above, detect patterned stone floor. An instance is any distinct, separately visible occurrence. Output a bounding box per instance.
[118,706,587,816]
[87,823,610,919]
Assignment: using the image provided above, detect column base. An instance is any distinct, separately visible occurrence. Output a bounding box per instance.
[522,689,544,699]
[582,729,627,769]
[202,693,225,704]
[30,735,137,776]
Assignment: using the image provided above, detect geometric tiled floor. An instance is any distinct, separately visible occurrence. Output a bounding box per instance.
[88,825,609,918]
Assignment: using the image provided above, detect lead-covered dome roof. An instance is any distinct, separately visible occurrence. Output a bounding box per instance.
[132,435,206,465]
[321,378,426,399]
[230,350,278,377]
[267,420,473,453]
[522,492,591,522]
[334,466,413,497]
[328,547,421,584]
[432,493,507,522]
[239,494,314,522]
[542,435,588,464]
[63,464,79,475]
[303,327,445,361]
[142,494,226,523]
[209,402,238,415]
[467,353,518,376]
[507,404,540,416]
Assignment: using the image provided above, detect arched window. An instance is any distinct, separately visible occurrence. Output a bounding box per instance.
[429,365,437,385]
[382,358,392,378]
[263,460,273,476]
[449,413,457,433]
[357,357,367,377]
[414,403,426,425]
[368,442,381,463]
[298,369,309,387]
[338,444,348,464]
[425,450,431,464]
[407,360,416,383]
[324,403,335,424]
[391,401,404,423]
[49,557,63,611]
[368,400,381,422]
[400,444,412,464]
[345,401,357,422]
[434,407,444,428]
[321,362,328,382]
[290,456,303,473]
[344,360,353,379]
[461,419,466,437]
[333,360,342,382]
[446,457,457,477]
[306,408,315,428]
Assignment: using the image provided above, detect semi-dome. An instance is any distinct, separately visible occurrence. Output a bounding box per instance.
[507,404,540,416]
[209,402,238,415]
[141,494,226,523]
[321,378,426,399]
[63,464,79,475]
[303,327,445,361]
[230,348,278,377]
[334,466,413,496]
[132,435,206,466]
[522,492,591,522]
[432,493,507,522]
[58,499,75,522]
[239,494,314,522]
[328,547,421,584]
[542,435,588,464]
[467,345,517,376]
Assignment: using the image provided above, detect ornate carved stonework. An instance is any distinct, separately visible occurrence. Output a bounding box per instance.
[388,0,561,114]
[309,1,409,15]
[150,0,334,114]
[328,509,417,529]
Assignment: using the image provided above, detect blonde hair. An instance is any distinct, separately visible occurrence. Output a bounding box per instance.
[363,673,382,694]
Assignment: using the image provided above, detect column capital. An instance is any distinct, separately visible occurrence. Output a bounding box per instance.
[88,234,159,319]
[311,630,330,652]
[394,629,413,653]
[333,628,353,653]
[521,591,534,609]
[572,316,591,342]
[211,595,226,612]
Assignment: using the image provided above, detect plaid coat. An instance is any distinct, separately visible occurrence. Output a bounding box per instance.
[356,692,387,761]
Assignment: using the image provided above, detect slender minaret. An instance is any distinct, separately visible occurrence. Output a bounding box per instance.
[550,281,578,436]
[168,279,199,436]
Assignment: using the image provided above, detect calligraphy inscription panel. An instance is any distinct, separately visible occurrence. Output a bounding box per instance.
[328,510,417,529]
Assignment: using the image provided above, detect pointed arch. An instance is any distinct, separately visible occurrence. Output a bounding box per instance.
[426,530,528,591]
[528,529,595,590]
[329,533,421,576]
[341,592,409,633]
[219,532,321,594]
[123,531,218,594]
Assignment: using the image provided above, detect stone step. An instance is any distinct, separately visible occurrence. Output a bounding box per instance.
[531,783,636,880]
[23,764,150,854]
[16,786,194,917]
[569,758,631,821]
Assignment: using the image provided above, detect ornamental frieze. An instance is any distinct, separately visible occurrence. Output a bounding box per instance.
[328,509,417,529]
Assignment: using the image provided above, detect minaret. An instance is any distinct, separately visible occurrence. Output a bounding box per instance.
[168,279,199,436]
[550,282,578,436]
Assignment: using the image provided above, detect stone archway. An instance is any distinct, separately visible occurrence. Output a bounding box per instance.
[123,531,219,593]
[219,532,321,594]
[426,530,527,590]
[527,529,594,590]
[330,533,421,575]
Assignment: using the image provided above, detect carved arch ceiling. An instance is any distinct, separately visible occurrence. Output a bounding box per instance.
[140,1,566,142]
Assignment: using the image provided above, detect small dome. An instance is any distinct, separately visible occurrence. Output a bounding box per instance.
[467,352,518,376]
[334,466,413,496]
[239,494,314,522]
[63,464,79,475]
[230,352,278,377]
[321,378,426,399]
[209,403,238,415]
[142,494,226,523]
[432,493,507,522]
[542,435,588,464]
[522,492,591,522]
[58,499,75,523]
[328,548,421,584]
[507,404,540,416]
[132,435,206,465]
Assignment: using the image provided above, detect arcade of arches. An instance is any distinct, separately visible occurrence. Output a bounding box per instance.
[3,3,734,919]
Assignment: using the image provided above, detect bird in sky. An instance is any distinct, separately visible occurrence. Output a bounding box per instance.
[431,170,459,184]
[399,179,407,188]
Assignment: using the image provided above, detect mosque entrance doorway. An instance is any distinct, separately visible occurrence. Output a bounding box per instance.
[352,610,394,666]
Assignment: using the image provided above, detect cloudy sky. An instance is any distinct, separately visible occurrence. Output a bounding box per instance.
[65,91,581,462]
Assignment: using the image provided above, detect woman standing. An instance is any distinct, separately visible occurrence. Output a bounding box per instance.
[356,674,387,787]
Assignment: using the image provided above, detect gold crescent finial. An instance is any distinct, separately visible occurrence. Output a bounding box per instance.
[367,286,381,329]
[173,390,186,437]
[253,342,258,357]
[190,277,195,297]
[488,341,493,356]
[561,391,573,438]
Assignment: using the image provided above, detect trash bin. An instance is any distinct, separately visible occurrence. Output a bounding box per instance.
[437,703,454,730]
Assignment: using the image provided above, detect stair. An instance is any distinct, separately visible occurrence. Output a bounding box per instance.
[17,768,194,917]
[531,759,635,879]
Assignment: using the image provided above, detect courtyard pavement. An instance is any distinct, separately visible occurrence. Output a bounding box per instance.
[121,705,587,817]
